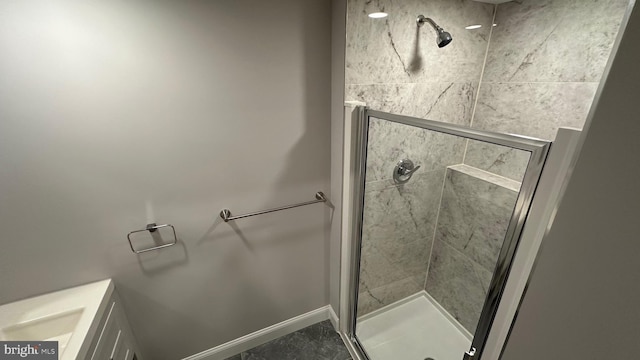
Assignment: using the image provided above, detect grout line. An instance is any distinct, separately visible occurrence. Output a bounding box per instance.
[422,168,448,290]
[440,237,470,261]
[461,137,470,170]
[438,232,491,275]
[463,5,497,167]
[469,5,497,128]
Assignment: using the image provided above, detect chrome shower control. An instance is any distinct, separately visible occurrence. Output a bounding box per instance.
[393,159,421,184]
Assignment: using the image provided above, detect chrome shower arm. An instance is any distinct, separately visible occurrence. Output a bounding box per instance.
[417,15,443,32]
[417,14,453,48]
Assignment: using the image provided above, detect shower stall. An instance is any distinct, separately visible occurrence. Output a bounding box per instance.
[343,106,550,360]
[340,0,629,358]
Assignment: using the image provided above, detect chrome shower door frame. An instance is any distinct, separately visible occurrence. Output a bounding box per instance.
[345,107,552,360]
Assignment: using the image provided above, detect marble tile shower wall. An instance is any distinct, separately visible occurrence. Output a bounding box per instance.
[357,119,463,315]
[348,0,495,317]
[350,0,629,322]
[345,0,495,123]
[426,166,518,333]
[466,0,629,179]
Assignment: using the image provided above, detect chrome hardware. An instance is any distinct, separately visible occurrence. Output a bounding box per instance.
[343,107,551,360]
[127,223,177,254]
[393,159,421,184]
[463,347,477,359]
[220,191,327,222]
[417,15,440,30]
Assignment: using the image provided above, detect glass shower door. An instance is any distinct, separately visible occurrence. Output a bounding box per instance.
[347,108,550,360]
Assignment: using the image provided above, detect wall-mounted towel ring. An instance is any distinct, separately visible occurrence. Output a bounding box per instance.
[127,223,177,254]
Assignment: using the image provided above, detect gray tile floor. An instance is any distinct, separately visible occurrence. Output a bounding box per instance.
[225,320,352,360]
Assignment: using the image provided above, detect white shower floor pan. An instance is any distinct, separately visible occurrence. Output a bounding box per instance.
[356,291,472,360]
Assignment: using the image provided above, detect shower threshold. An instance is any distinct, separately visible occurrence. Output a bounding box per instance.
[356,291,472,360]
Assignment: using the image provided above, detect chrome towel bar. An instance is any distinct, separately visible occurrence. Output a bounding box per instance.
[220,191,327,222]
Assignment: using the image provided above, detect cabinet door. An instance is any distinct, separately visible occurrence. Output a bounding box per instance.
[113,331,135,360]
[87,291,143,360]
[91,302,129,360]
[124,349,135,360]
[91,302,120,360]
[109,330,123,360]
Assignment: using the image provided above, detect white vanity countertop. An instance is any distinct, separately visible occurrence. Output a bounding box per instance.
[0,279,114,360]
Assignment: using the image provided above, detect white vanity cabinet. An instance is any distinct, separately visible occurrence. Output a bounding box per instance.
[83,291,142,360]
[0,279,142,360]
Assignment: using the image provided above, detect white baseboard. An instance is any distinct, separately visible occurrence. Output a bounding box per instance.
[328,305,339,330]
[182,306,334,360]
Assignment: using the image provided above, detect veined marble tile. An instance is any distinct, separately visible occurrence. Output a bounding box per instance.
[472,81,598,140]
[364,117,465,183]
[358,169,446,315]
[361,170,445,283]
[358,243,410,292]
[346,83,476,126]
[363,192,435,251]
[357,290,379,318]
[364,178,397,193]
[373,228,431,280]
[357,277,423,317]
[362,201,430,260]
[387,170,445,228]
[463,140,531,181]
[361,185,396,245]
[425,240,492,333]
[434,166,518,272]
[361,181,431,254]
[484,0,629,83]
[346,0,494,84]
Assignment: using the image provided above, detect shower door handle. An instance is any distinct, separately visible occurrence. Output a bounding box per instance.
[463,347,476,359]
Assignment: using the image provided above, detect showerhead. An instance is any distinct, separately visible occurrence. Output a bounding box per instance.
[437,31,453,48]
[417,15,453,48]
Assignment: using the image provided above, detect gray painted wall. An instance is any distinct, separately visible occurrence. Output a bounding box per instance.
[330,0,347,316]
[502,2,640,359]
[0,1,331,359]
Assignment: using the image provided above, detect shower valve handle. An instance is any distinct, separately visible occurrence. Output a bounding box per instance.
[393,159,420,184]
[399,164,421,176]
